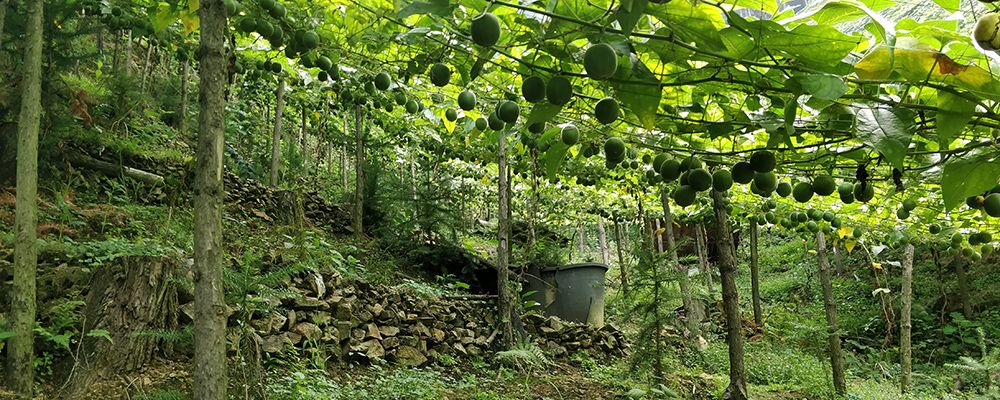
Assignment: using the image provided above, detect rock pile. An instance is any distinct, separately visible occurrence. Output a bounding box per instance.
[180,269,627,367]
[223,172,349,232]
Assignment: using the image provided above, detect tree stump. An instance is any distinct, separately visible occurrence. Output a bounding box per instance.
[63,256,179,398]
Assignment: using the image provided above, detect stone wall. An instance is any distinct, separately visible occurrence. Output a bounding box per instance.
[181,268,628,367]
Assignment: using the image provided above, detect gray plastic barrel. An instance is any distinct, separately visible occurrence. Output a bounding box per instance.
[540,263,608,327]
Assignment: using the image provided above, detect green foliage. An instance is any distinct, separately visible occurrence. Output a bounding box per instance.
[267,367,450,400]
[136,389,187,400]
[495,341,550,372]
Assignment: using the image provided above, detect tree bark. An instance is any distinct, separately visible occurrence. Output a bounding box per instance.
[496,128,515,350]
[0,0,9,50]
[140,40,154,90]
[597,214,610,265]
[710,190,747,400]
[613,217,628,298]
[696,223,714,297]
[651,219,664,377]
[67,153,165,185]
[832,244,845,276]
[661,190,699,339]
[63,257,178,397]
[527,148,539,250]
[8,0,43,396]
[816,231,847,395]
[193,1,228,398]
[955,258,973,319]
[299,106,307,169]
[269,79,285,188]
[577,219,587,261]
[352,106,365,236]
[179,59,190,138]
[749,222,763,329]
[900,244,915,394]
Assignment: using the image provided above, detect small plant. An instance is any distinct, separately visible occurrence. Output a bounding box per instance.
[947,327,1000,394]
[495,341,550,372]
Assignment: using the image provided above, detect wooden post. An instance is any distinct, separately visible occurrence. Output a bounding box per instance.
[613,217,628,298]
[817,231,847,395]
[597,214,610,265]
[900,243,915,393]
[661,190,699,338]
[750,222,763,328]
[955,258,973,319]
[269,78,285,188]
[710,190,747,400]
[353,106,365,236]
[496,127,515,350]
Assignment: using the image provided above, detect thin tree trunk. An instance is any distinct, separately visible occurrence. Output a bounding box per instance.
[0,0,9,50]
[140,40,154,90]
[597,214,610,265]
[410,155,418,227]
[710,189,747,400]
[193,1,228,399]
[299,106,307,169]
[955,258,973,319]
[577,219,587,261]
[750,222,763,328]
[179,59,190,138]
[527,148,539,250]
[651,218,664,377]
[124,30,133,75]
[613,217,628,298]
[353,106,365,236]
[900,244,915,394]
[496,128,515,350]
[269,79,285,188]
[8,0,43,396]
[832,244,845,275]
[696,223,714,298]
[816,231,847,395]
[661,190,699,339]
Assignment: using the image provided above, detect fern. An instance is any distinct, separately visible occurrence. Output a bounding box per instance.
[495,341,550,372]
[133,326,194,345]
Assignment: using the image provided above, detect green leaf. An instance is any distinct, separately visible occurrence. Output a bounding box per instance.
[941,155,1000,211]
[397,0,455,19]
[936,91,975,150]
[86,329,114,343]
[855,105,916,170]
[540,142,570,179]
[931,0,960,12]
[614,0,647,36]
[647,1,726,52]
[610,58,661,129]
[797,74,849,101]
[762,24,859,68]
[49,332,73,350]
[525,103,563,126]
[0,330,15,341]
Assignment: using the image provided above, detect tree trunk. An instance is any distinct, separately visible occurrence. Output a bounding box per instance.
[63,257,179,397]
[577,220,587,261]
[816,231,847,395]
[123,30,133,75]
[193,1,228,398]
[651,219,664,377]
[269,79,285,188]
[613,217,628,298]
[527,148,539,250]
[179,59,190,138]
[597,214,610,265]
[661,190,700,339]
[140,40,154,90]
[299,106,307,169]
[8,0,43,396]
[832,244,845,276]
[696,223,714,298]
[710,189,747,400]
[749,222,763,329]
[496,128,515,350]
[0,0,9,50]
[900,244,915,394]
[955,258,973,319]
[410,155,418,228]
[352,106,365,236]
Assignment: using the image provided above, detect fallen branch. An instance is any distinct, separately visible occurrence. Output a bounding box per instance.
[68,153,164,185]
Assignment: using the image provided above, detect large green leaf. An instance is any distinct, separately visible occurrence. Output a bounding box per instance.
[397,0,455,18]
[611,58,661,129]
[647,1,726,52]
[525,103,563,126]
[797,74,849,101]
[614,0,647,36]
[941,155,1000,211]
[930,0,959,12]
[854,105,916,170]
[762,24,859,67]
[936,91,975,149]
